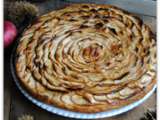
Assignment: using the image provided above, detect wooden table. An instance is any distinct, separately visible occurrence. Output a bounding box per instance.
[4,0,156,120]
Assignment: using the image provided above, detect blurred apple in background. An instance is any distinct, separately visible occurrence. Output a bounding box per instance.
[4,21,17,48]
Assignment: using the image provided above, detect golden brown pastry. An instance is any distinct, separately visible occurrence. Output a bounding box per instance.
[15,4,156,113]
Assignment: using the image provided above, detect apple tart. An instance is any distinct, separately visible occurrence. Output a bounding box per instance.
[15,4,156,113]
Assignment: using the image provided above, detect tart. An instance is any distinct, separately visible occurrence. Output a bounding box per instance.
[15,4,156,113]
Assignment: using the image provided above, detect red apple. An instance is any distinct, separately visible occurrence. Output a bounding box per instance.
[4,21,17,48]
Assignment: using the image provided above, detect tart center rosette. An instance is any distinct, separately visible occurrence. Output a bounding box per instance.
[16,4,156,113]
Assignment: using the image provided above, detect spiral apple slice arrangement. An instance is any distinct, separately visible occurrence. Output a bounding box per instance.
[15,4,156,113]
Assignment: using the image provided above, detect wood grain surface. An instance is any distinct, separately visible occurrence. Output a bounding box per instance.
[4,0,156,120]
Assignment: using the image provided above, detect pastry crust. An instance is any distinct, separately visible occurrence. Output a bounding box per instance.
[15,4,156,113]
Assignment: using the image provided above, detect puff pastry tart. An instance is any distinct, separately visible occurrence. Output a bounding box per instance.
[16,4,156,113]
